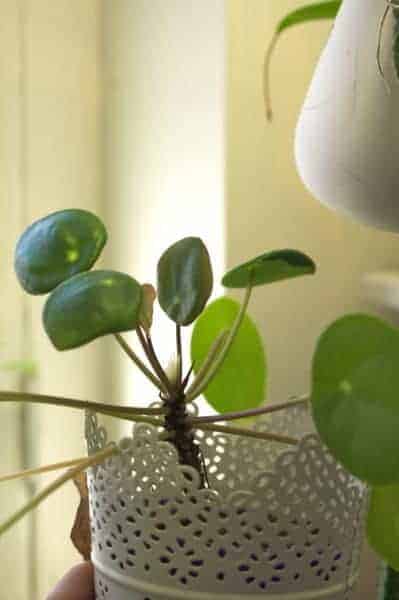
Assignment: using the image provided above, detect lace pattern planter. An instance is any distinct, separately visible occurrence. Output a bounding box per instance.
[85,404,368,599]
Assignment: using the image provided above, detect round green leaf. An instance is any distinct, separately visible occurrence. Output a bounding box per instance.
[222,249,315,289]
[191,297,266,413]
[157,237,213,326]
[15,209,107,295]
[367,485,399,570]
[311,314,399,485]
[43,270,142,350]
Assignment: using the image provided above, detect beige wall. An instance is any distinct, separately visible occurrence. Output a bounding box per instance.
[0,3,30,597]
[226,0,399,596]
[0,1,105,598]
[102,0,226,413]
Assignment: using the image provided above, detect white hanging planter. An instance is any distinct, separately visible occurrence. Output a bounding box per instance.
[85,404,367,600]
[295,0,399,231]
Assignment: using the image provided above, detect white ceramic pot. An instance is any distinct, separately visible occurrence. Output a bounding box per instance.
[295,0,399,231]
[86,404,367,600]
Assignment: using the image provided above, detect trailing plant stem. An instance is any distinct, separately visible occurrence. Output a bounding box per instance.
[0,391,166,420]
[186,286,253,403]
[0,457,89,484]
[0,446,117,537]
[191,395,309,425]
[196,422,299,446]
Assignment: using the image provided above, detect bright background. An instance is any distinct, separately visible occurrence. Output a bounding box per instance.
[0,1,396,597]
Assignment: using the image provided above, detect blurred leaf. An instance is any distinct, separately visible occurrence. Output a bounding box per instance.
[191,297,266,413]
[15,209,107,295]
[222,249,315,289]
[139,284,157,332]
[312,314,399,485]
[70,471,91,561]
[0,360,38,377]
[43,270,142,350]
[276,1,341,35]
[157,237,213,326]
[265,2,340,120]
[367,485,399,571]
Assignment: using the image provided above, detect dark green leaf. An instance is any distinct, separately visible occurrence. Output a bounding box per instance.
[367,485,399,570]
[222,249,315,289]
[43,270,142,350]
[15,209,107,295]
[276,1,341,35]
[191,297,266,413]
[311,314,399,485]
[157,237,213,326]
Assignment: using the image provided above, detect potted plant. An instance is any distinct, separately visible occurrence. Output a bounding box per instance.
[0,207,396,599]
[266,0,399,232]
[266,2,399,597]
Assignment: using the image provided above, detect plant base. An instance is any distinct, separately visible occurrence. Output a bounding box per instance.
[85,403,367,599]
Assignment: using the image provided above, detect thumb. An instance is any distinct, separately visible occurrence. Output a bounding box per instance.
[47,562,95,600]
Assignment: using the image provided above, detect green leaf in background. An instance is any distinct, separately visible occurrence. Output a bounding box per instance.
[222,249,315,289]
[43,270,142,350]
[311,314,399,486]
[265,1,341,120]
[15,209,107,295]
[191,297,266,413]
[0,360,38,377]
[276,1,341,35]
[367,485,399,571]
[157,237,213,326]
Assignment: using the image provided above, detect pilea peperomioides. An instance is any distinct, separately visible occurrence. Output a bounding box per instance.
[2,208,399,587]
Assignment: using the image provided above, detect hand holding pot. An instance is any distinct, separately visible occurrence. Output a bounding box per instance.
[47,563,94,600]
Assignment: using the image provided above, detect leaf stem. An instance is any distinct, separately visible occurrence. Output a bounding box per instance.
[195,422,299,446]
[264,32,278,122]
[191,395,309,425]
[0,446,117,537]
[0,390,167,419]
[176,325,183,387]
[185,329,229,400]
[186,286,253,403]
[114,333,167,394]
[182,362,195,391]
[135,329,173,395]
[0,456,89,484]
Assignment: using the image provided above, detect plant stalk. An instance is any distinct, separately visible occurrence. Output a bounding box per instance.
[195,422,299,446]
[185,329,229,400]
[191,395,309,425]
[114,333,168,393]
[176,325,183,387]
[0,391,166,419]
[186,286,252,403]
[136,329,174,395]
[0,457,89,484]
[0,446,117,537]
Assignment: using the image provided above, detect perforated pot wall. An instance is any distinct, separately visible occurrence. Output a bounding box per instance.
[85,403,367,599]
